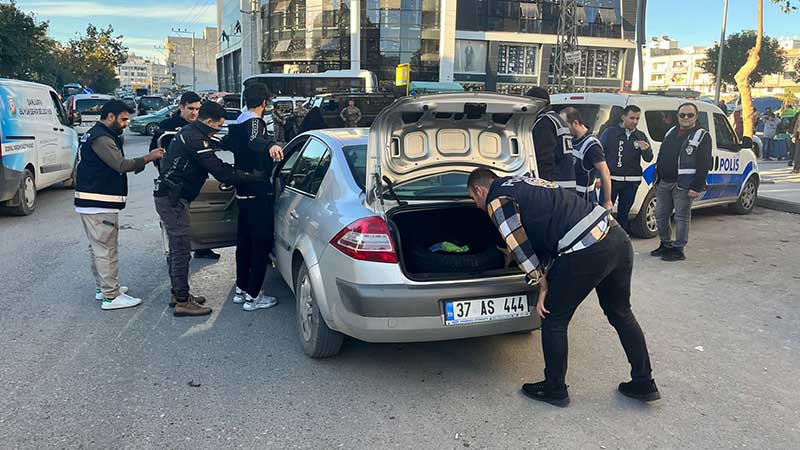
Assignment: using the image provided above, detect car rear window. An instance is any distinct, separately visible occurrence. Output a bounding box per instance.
[552,104,624,136]
[645,110,710,142]
[141,97,165,108]
[75,99,107,114]
[342,144,367,188]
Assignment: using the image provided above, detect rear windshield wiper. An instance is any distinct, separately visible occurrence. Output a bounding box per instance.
[382,176,408,207]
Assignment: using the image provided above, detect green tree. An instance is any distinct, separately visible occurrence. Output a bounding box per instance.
[63,24,128,94]
[0,1,58,83]
[700,31,786,87]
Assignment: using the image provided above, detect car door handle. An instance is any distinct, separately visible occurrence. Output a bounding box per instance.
[53,127,64,132]
[289,211,300,220]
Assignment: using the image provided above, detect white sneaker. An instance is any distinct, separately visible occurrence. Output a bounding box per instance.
[242,294,278,311]
[95,286,128,301]
[233,287,246,304]
[101,292,142,310]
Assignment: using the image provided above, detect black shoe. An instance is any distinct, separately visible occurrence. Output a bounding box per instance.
[194,249,220,260]
[650,243,669,257]
[521,381,570,407]
[661,247,686,261]
[618,379,661,402]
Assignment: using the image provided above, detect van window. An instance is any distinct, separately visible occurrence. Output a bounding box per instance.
[75,98,107,114]
[713,113,738,151]
[552,104,624,136]
[48,91,68,125]
[645,110,710,142]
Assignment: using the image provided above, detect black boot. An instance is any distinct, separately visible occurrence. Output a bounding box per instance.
[650,243,669,257]
[661,247,686,261]
[521,381,570,407]
[618,379,661,402]
[194,249,220,260]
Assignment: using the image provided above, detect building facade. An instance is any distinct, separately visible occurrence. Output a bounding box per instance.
[166,27,220,92]
[642,41,713,95]
[216,0,638,93]
[117,55,170,92]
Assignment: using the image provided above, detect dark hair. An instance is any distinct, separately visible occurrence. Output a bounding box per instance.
[243,82,271,108]
[622,105,641,115]
[180,91,202,105]
[677,102,699,114]
[524,86,550,104]
[560,106,584,125]
[467,167,499,191]
[100,99,133,120]
[198,101,226,121]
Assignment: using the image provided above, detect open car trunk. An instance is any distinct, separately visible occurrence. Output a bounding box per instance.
[388,203,522,282]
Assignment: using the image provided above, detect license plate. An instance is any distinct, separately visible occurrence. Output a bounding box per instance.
[444,295,529,326]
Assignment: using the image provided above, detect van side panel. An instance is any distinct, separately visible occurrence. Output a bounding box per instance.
[0,83,39,202]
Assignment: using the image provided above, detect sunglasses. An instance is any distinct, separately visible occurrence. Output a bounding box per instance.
[678,113,696,119]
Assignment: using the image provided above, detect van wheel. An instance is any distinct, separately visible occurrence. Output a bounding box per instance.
[629,188,658,239]
[729,177,758,215]
[8,169,36,216]
[295,263,343,358]
[145,123,158,136]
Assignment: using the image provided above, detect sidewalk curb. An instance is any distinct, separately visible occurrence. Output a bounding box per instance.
[758,196,800,214]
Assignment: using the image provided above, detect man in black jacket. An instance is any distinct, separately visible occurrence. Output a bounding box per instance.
[651,103,713,262]
[221,83,284,311]
[154,102,267,317]
[525,87,575,186]
[599,105,653,231]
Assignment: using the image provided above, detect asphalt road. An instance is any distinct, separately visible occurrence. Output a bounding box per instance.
[1,132,798,450]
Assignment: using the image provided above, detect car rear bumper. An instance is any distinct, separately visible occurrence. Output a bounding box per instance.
[0,166,23,203]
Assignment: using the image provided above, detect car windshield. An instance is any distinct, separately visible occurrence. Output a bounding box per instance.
[75,99,107,114]
[553,104,624,136]
[141,97,164,108]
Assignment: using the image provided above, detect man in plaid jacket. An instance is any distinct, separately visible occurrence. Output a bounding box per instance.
[467,167,659,407]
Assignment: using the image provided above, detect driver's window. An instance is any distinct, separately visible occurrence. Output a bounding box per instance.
[287,138,329,195]
[49,91,68,126]
[713,113,738,151]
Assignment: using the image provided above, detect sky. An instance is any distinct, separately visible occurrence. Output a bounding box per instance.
[10,0,800,64]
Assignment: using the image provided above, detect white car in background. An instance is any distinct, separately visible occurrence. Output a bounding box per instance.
[64,93,113,136]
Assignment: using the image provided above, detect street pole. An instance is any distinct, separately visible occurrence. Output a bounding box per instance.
[714,0,729,104]
[635,0,646,91]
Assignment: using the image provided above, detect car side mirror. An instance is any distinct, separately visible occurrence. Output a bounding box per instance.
[740,136,753,150]
[69,111,82,126]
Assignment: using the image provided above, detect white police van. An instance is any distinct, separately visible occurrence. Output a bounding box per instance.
[550,93,760,238]
[0,79,79,215]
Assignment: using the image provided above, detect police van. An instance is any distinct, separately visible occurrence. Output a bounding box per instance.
[0,79,79,215]
[550,93,760,238]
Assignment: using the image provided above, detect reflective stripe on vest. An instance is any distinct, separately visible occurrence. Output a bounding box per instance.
[573,135,602,160]
[556,180,577,189]
[75,192,128,203]
[557,205,610,253]
[678,168,697,174]
[611,175,642,182]
[575,184,596,193]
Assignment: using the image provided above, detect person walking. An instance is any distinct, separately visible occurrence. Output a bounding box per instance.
[651,103,712,262]
[761,112,781,161]
[221,83,284,311]
[75,100,164,310]
[339,99,362,128]
[525,87,574,186]
[599,105,653,231]
[154,102,268,317]
[791,114,800,172]
[467,168,659,407]
[559,107,613,209]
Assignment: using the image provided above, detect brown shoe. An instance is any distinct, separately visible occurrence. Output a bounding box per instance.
[174,296,212,317]
[170,293,207,308]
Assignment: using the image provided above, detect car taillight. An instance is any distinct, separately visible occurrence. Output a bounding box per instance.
[330,216,398,263]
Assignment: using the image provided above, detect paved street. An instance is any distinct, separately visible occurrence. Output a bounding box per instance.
[1,132,798,450]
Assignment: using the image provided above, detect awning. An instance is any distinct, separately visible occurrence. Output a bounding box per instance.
[519,3,539,19]
[274,40,291,52]
[575,6,587,23]
[597,8,617,25]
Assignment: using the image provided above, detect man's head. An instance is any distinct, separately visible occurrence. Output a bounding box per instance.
[179,91,202,122]
[243,82,271,112]
[677,102,699,129]
[524,86,550,105]
[559,106,587,138]
[765,107,772,114]
[197,101,227,135]
[467,167,499,211]
[99,99,134,135]
[348,99,355,107]
[621,105,641,131]
[767,111,776,119]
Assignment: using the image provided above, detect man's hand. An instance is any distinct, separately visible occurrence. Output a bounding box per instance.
[637,140,650,151]
[603,200,614,211]
[269,144,284,161]
[688,189,702,200]
[536,278,549,320]
[145,148,165,163]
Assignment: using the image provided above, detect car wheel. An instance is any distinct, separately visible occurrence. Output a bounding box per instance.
[295,263,343,358]
[145,123,158,136]
[8,169,36,216]
[629,188,658,239]
[729,177,758,215]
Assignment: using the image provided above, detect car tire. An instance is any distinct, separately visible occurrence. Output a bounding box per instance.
[729,177,758,215]
[295,263,344,358]
[406,243,505,273]
[7,169,36,216]
[629,188,658,239]
[145,123,158,136]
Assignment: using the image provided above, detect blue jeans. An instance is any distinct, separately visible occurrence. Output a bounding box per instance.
[762,137,773,159]
[655,181,693,249]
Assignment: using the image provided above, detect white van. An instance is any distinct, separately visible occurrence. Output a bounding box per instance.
[0,79,79,215]
[64,93,113,136]
[550,93,760,238]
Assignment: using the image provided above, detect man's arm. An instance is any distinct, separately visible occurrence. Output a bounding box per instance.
[587,143,613,208]
[92,136,151,174]
[638,132,654,162]
[532,120,556,180]
[339,108,347,122]
[354,108,362,123]
[246,118,276,153]
[690,134,713,193]
[194,148,264,185]
[487,196,544,285]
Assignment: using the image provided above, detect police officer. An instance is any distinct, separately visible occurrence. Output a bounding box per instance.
[650,102,712,262]
[154,101,267,317]
[525,87,575,186]
[467,168,659,407]
[599,105,653,231]
[559,107,613,208]
[220,83,284,311]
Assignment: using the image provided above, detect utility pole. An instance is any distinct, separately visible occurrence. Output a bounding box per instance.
[242,0,261,77]
[635,0,646,91]
[553,0,579,93]
[172,28,197,91]
[714,0,730,104]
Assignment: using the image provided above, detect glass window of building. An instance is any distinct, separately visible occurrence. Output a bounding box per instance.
[497,44,538,76]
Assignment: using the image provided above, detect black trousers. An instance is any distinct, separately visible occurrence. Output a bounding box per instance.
[541,225,653,386]
[609,181,639,231]
[235,196,275,298]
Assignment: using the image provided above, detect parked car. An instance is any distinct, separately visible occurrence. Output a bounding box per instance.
[308,92,396,128]
[218,108,242,136]
[137,95,168,116]
[128,104,179,135]
[0,78,79,215]
[121,95,136,110]
[183,93,544,357]
[64,93,113,135]
[551,93,761,238]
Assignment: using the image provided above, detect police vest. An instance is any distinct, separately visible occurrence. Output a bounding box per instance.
[604,126,649,181]
[534,111,576,188]
[664,126,709,187]
[74,123,128,210]
[572,133,603,199]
